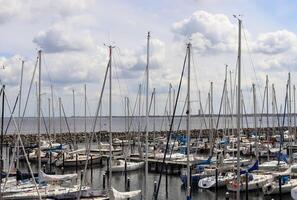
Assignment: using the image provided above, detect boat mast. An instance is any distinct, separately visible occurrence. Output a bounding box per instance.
[108,45,114,189]
[51,85,56,141]
[145,31,150,200]
[138,84,142,158]
[0,84,4,198]
[153,88,156,152]
[48,98,51,138]
[186,42,191,200]
[73,89,76,148]
[293,85,296,141]
[84,84,87,136]
[235,17,242,200]
[288,73,292,164]
[252,83,258,161]
[17,60,24,169]
[37,50,42,177]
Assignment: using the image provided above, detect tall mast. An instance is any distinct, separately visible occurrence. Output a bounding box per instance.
[153,88,156,149]
[84,84,87,134]
[59,97,62,135]
[210,82,214,154]
[48,98,51,138]
[266,75,269,140]
[145,31,150,200]
[236,17,242,200]
[293,85,296,141]
[252,83,258,161]
[108,45,114,188]
[169,83,172,127]
[138,84,142,158]
[0,84,4,198]
[288,73,292,163]
[38,50,42,177]
[17,60,24,169]
[50,85,56,140]
[73,89,76,147]
[186,42,191,200]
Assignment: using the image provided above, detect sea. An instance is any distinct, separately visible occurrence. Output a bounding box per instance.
[2,115,293,199]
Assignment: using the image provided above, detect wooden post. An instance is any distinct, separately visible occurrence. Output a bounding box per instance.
[103,173,106,190]
[76,154,78,173]
[245,172,248,200]
[279,175,282,200]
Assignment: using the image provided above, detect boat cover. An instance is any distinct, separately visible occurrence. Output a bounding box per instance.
[109,187,141,200]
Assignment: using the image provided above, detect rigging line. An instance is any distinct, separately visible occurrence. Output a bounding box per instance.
[155,47,188,199]
[77,56,111,200]
[278,82,288,165]
[112,52,128,116]
[19,57,38,131]
[241,90,249,129]
[2,90,42,200]
[114,47,131,98]
[61,100,75,149]
[2,90,18,135]
[169,94,187,160]
[41,53,53,86]
[242,24,264,102]
[259,85,267,129]
[273,86,281,127]
[213,78,226,144]
[199,91,208,129]
[127,89,140,134]
[159,92,169,131]
[191,48,200,114]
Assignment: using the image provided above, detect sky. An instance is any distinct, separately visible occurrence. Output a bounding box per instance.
[0,0,296,118]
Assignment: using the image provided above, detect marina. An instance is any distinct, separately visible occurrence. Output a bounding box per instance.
[1,1,297,200]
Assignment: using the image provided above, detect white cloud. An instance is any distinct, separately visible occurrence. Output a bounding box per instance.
[258,55,297,72]
[117,38,167,79]
[0,0,94,25]
[0,0,23,24]
[172,10,237,53]
[33,23,96,53]
[254,30,297,54]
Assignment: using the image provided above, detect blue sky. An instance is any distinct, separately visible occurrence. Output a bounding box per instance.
[0,0,296,118]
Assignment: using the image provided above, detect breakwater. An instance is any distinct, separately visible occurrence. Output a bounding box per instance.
[2,126,289,146]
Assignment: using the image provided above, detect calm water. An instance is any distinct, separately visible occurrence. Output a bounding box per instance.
[4,115,290,134]
[2,144,292,200]
[2,115,293,199]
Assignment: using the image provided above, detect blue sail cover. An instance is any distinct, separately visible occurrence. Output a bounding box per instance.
[240,160,259,175]
[219,138,229,145]
[277,152,289,163]
[195,155,213,171]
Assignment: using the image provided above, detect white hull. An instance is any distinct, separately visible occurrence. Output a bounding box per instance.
[227,174,273,192]
[263,179,297,195]
[111,160,145,172]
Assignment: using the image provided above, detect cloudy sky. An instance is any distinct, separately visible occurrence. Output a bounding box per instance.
[0,0,296,118]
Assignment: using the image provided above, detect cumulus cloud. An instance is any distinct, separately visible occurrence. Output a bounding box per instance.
[0,0,22,24]
[117,38,167,79]
[258,55,297,72]
[172,10,237,53]
[254,30,297,54]
[33,24,96,53]
[41,47,108,85]
[0,0,94,25]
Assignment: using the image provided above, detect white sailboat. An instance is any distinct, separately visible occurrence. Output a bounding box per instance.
[227,173,273,192]
[198,172,235,189]
[111,160,144,172]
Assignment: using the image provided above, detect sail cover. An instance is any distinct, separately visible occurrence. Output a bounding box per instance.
[40,171,77,182]
[109,187,141,200]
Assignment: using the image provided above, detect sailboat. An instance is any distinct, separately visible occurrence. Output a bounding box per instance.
[111,159,144,172]
[262,166,297,195]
